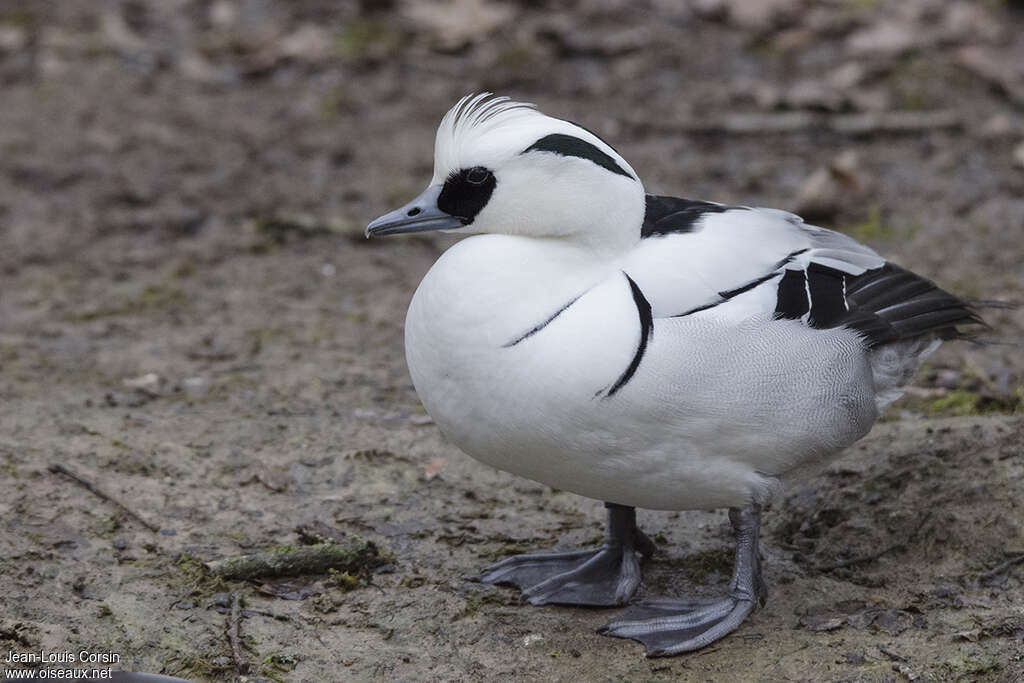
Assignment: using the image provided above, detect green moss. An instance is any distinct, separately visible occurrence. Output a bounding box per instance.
[670,547,734,584]
[840,205,901,242]
[328,569,360,591]
[938,650,1002,678]
[219,529,251,543]
[259,652,299,681]
[926,389,1021,417]
[175,552,228,599]
[320,86,349,121]
[335,19,401,61]
[927,390,983,416]
[171,262,196,279]
[69,283,186,321]
[400,575,427,589]
[848,0,882,10]
[452,591,507,620]
[95,514,123,536]
[271,544,298,556]
[0,343,18,363]
[166,653,232,682]
[205,540,390,581]
[0,11,34,27]
[476,539,554,561]
[496,45,533,69]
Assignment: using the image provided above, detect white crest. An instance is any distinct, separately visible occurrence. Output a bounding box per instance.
[433,93,543,180]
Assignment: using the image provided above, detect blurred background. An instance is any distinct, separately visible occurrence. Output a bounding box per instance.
[1,1,1022,680]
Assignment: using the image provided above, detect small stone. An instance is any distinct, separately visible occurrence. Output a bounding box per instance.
[521,633,544,647]
[847,20,918,57]
[979,113,1014,138]
[279,24,332,61]
[0,25,27,53]
[1013,141,1024,170]
[183,376,209,397]
[794,150,862,220]
[800,615,845,632]
[123,373,161,391]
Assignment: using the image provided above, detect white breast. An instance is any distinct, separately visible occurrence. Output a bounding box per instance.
[405,234,878,510]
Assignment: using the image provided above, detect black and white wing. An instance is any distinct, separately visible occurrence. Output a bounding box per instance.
[624,195,981,346]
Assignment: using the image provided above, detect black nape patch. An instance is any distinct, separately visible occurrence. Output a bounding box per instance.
[437,166,496,224]
[605,274,653,398]
[523,133,635,180]
[504,292,585,347]
[568,120,623,154]
[641,195,741,238]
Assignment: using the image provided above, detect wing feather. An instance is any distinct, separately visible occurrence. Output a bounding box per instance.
[623,198,982,346]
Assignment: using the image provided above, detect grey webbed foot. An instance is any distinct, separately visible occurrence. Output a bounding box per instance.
[480,502,655,607]
[600,506,766,656]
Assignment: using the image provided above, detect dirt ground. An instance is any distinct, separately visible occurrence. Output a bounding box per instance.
[2,1,1023,681]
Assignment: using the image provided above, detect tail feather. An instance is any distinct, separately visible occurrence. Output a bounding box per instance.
[842,264,983,348]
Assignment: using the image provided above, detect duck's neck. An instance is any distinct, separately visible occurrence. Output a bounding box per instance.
[408,233,625,350]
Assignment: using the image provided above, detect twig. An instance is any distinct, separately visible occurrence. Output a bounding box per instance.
[977,553,1024,582]
[626,110,961,137]
[242,607,291,621]
[205,540,386,580]
[955,47,1024,109]
[48,463,160,532]
[228,592,248,675]
[815,512,932,573]
[879,645,908,662]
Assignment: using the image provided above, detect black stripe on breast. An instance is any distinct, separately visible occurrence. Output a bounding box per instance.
[671,299,723,318]
[605,274,653,398]
[522,134,635,180]
[718,272,777,300]
[775,268,809,319]
[503,292,585,347]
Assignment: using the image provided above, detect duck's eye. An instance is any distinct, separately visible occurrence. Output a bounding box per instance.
[438,166,497,225]
[465,166,492,185]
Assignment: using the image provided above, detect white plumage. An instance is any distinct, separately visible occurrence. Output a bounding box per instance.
[366,94,980,656]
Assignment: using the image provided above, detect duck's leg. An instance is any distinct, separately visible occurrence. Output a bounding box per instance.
[480,502,655,606]
[600,506,766,657]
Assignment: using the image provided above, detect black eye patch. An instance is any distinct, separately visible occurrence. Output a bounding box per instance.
[522,133,635,180]
[438,166,496,224]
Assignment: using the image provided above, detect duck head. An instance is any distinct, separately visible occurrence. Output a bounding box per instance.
[366,94,645,252]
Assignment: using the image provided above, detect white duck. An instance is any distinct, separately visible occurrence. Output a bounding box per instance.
[366,94,981,656]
